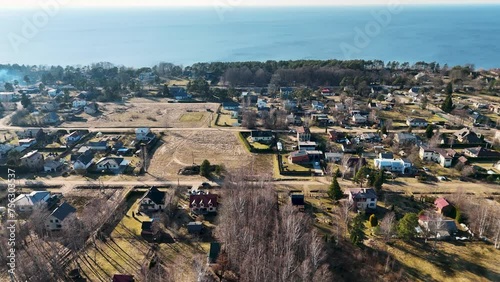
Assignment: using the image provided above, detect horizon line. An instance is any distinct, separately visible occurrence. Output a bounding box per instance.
[4,3,500,9]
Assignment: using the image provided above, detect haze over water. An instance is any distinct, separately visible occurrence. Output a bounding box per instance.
[1,5,499,68]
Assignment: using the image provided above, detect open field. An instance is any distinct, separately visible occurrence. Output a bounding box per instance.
[148,130,273,179]
[383,240,500,282]
[60,102,219,128]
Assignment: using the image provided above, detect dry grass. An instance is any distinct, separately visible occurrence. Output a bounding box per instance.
[383,240,500,282]
[78,196,200,282]
[148,131,273,178]
[61,102,219,128]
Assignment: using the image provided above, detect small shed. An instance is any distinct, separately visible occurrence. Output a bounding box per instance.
[208,242,221,264]
[187,222,203,234]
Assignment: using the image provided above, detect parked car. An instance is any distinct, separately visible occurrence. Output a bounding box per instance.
[437,176,449,181]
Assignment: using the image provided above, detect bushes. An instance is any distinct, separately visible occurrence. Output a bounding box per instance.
[238,132,253,153]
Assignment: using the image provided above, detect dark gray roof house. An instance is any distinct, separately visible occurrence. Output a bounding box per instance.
[143,187,166,205]
[222,101,240,111]
[51,202,76,221]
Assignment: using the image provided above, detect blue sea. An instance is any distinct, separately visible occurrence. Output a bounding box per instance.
[1,5,500,68]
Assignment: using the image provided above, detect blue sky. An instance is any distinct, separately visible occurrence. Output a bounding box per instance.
[5,0,500,7]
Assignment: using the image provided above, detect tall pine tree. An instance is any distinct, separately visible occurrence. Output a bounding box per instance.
[374,170,385,193]
[328,172,343,201]
[441,83,454,113]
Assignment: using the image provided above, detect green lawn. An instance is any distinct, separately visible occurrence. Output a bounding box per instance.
[281,155,313,172]
[179,112,204,122]
[251,141,271,150]
[216,110,238,126]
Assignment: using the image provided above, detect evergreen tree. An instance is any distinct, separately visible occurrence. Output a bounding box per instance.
[397,213,419,240]
[373,170,385,193]
[425,125,434,139]
[445,82,453,95]
[441,93,454,113]
[200,159,211,177]
[21,93,31,109]
[367,172,376,187]
[328,173,343,201]
[354,166,370,187]
[350,214,365,245]
[369,214,378,227]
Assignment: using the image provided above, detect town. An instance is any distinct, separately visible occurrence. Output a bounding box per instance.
[0,60,499,282]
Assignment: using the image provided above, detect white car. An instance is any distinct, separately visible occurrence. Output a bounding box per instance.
[437,176,449,181]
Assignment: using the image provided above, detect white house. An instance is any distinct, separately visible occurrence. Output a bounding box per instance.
[65,131,84,144]
[257,99,268,109]
[419,147,454,168]
[72,152,94,171]
[0,92,15,102]
[325,152,344,163]
[374,158,413,174]
[139,187,166,211]
[347,188,378,211]
[395,133,418,144]
[250,131,273,143]
[19,138,37,148]
[72,99,87,108]
[11,191,51,212]
[95,157,129,172]
[47,89,62,97]
[135,128,156,142]
[44,159,63,173]
[311,101,325,111]
[335,103,347,111]
[406,118,429,127]
[352,114,367,124]
[45,202,76,231]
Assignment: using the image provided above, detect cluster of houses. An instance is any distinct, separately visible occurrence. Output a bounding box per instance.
[10,190,74,231]
[19,87,102,125]
[6,127,157,175]
[289,186,379,213]
[287,127,324,171]
[418,197,460,240]
[137,187,219,236]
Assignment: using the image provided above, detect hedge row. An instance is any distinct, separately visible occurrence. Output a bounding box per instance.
[277,154,312,177]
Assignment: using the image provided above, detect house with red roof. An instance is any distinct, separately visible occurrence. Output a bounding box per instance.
[189,193,218,215]
[434,197,454,217]
[112,274,134,282]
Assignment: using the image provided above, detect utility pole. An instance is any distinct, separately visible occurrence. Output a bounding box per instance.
[141,144,148,173]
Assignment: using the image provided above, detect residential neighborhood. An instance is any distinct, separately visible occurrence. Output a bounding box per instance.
[0,60,499,282]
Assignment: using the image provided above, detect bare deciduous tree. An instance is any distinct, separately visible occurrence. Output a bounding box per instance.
[380,212,396,241]
[215,171,332,282]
